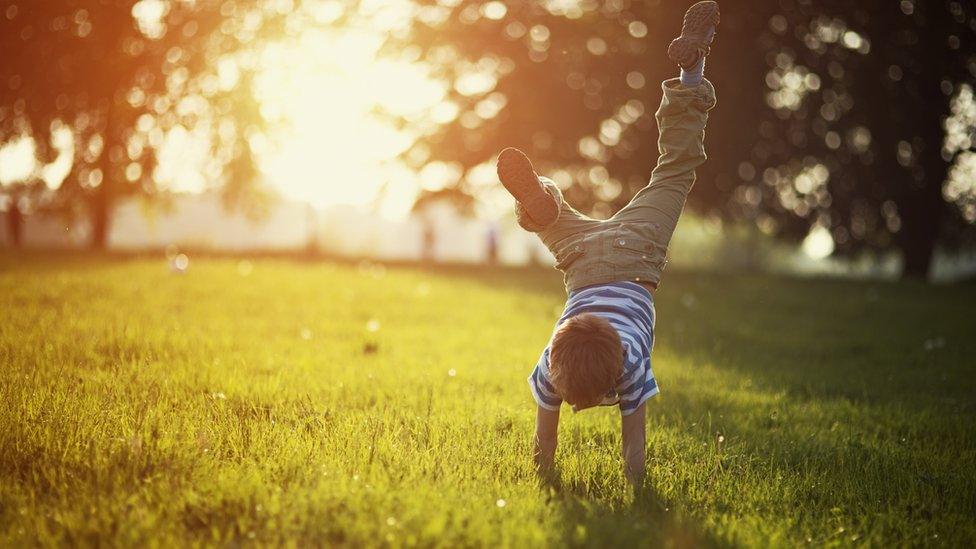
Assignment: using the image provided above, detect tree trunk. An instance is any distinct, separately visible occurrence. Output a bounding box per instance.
[89,144,115,250]
[6,197,23,248]
[90,106,117,250]
[898,2,951,280]
[89,182,111,250]
[900,213,941,279]
[898,112,947,281]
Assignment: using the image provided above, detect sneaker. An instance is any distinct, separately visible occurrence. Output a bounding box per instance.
[497,147,559,227]
[667,1,720,69]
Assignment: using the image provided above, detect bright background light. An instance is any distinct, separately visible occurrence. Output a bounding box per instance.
[252,27,445,218]
[0,5,451,221]
[802,224,835,259]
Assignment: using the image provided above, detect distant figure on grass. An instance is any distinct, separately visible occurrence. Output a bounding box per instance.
[486,222,499,265]
[497,1,719,486]
[421,217,436,262]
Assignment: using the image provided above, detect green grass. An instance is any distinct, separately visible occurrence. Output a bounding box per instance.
[1,254,974,547]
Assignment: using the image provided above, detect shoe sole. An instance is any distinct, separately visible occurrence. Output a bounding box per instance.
[668,1,720,69]
[496,148,559,227]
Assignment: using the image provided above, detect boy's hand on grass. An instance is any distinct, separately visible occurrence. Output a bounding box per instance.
[621,402,647,488]
[533,405,560,474]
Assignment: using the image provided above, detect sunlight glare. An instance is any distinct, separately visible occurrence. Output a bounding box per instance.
[254,25,446,216]
[0,127,73,190]
[0,137,36,185]
[802,224,835,259]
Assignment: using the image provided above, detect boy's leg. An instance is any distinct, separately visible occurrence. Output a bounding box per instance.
[498,148,597,249]
[611,80,715,228]
[516,178,598,248]
[611,1,718,249]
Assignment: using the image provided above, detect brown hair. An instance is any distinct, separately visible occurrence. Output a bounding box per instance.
[549,313,623,407]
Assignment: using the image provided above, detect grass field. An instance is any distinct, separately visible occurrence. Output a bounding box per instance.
[1,254,974,547]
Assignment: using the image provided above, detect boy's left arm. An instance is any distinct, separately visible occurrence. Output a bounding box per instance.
[621,403,647,486]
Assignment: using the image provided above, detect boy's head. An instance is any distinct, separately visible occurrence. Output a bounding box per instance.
[549,313,623,409]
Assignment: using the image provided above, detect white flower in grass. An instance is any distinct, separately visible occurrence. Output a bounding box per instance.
[300,328,313,340]
[448,369,456,377]
[924,336,947,351]
[170,253,189,274]
[366,319,381,332]
[496,499,506,508]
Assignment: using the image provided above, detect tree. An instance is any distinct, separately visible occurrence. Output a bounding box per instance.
[395,0,695,215]
[395,0,975,279]
[0,0,303,248]
[753,0,976,278]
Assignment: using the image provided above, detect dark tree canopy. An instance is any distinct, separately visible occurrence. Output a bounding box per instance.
[756,0,976,277]
[396,0,976,278]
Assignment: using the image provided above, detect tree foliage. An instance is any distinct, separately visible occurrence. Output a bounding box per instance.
[396,0,976,277]
[756,0,976,277]
[1,0,973,278]
[0,0,303,247]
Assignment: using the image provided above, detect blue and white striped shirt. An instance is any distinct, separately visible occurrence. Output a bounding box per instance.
[528,281,658,416]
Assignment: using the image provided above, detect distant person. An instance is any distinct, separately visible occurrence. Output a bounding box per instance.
[5,203,22,248]
[496,1,719,486]
[485,222,499,265]
[422,218,436,262]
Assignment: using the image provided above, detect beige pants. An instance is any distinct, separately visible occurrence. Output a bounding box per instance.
[517,78,716,291]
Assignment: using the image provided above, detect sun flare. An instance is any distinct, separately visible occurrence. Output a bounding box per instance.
[253,26,445,216]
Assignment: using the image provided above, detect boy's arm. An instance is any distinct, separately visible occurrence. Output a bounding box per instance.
[621,402,647,486]
[533,405,560,473]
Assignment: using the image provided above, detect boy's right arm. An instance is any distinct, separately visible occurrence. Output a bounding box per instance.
[621,402,647,487]
[533,405,560,473]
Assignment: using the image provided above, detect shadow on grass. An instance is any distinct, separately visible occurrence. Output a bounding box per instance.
[536,470,728,548]
[651,271,976,415]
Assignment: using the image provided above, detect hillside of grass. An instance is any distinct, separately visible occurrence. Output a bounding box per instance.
[1,254,973,546]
